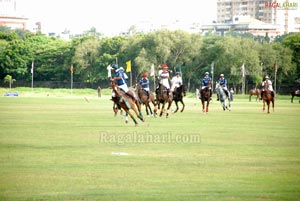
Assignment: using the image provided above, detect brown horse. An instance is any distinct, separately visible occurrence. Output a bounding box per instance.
[262,83,275,114]
[249,88,261,102]
[110,81,144,125]
[200,81,212,113]
[172,85,186,113]
[155,83,173,118]
[291,89,300,103]
[135,83,157,116]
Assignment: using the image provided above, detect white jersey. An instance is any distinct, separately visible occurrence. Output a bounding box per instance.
[262,80,273,91]
[159,71,170,89]
[171,76,182,91]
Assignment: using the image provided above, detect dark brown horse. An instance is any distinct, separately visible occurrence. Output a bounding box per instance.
[249,88,261,102]
[155,83,173,118]
[110,81,144,125]
[135,83,157,116]
[200,81,212,113]
[291,89,300,103]
[262,83,275,114]
[172,85,186,113]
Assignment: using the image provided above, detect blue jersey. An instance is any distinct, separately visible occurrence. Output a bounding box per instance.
[202,77,212,87]
[218,78,227,87]
[139,78,149,89]
[114,70,126,86]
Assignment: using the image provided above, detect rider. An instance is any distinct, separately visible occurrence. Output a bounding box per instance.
[261,75,274,98]
[200,72,212,100]
[217,73,229,101]
[171,72,183,92]
[111,64,136,101]
[158,64,172,99]
[119,67,128,83]
[139,72,150,101]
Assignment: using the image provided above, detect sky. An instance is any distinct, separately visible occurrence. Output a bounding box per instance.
[16,0,217,35]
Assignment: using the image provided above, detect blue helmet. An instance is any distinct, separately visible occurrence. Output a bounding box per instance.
[112,64,118,70]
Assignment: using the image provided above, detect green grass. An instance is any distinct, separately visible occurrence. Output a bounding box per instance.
[0,87,300,201]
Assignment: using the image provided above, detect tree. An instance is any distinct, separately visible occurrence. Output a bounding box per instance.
[72,36,101,83]
[3,75,16,90]
[282,33,300,82]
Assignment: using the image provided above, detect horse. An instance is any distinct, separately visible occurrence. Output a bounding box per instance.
[135,83,157,116]
[215,82,231,111]
[291,89,300,103]
[172,85,186,113]
[262,82,275,114]
[110,81,144,126]
[249,88,261,102]
[155,83,173,117]
[200,81,212,113]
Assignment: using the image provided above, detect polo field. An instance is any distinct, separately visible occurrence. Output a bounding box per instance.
[0,87,299,201]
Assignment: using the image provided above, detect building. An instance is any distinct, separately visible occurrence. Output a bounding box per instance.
[201,15,280,38]
[217,0,275,24]
[0,0,28,30]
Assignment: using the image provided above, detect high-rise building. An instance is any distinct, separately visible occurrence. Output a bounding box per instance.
[0,0,28,30]
[217,0,276,24]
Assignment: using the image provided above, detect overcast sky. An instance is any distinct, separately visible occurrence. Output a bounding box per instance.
[17,0,217,35]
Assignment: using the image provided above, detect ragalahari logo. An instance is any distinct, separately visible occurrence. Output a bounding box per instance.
[265,1,298,10]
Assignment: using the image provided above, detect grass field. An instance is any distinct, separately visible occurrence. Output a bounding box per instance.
[0,87,300,201]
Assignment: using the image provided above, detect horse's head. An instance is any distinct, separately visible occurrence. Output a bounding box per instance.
[208,80,212,88]
[264,81,269,92]
[215,82,220,91]
[110,80,120,95]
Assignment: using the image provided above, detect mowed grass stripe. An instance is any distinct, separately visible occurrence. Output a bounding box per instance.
[0,93,299,201]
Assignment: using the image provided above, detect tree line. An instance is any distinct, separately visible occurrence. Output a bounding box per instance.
[0,26,299,93]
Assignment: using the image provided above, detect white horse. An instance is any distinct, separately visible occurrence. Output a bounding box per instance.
[215,82,231,111]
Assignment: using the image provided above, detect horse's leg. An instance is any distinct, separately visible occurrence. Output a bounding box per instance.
[113,103,118,116]
[125,109,138,126]
[152,100,157,116]
[131,101,144,122]
[166,101,172,118]
[249,95,251,102]
[263,100,266,112]
[180,100,185,112]
[174,101,179,113]
[146,102,153,116]
[135,100,144,120]
[206,101,209,113]
[125,112,129,123]
[201,100,205,112]
[227,98,231,111]
[272,99,274,112]
[267,101,270,114]
[291,95,294,103]
[159,102,165,117]
[145,105,149,116]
